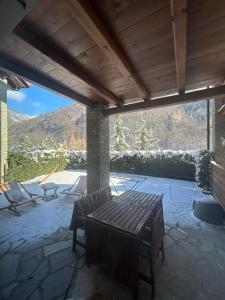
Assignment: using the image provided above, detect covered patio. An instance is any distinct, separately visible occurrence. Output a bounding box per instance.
[1,0,225,299]
[0,170,225,299]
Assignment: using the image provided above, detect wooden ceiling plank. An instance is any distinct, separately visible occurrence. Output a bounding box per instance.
[66,0,150,101]
[104,85,225,115]
[0,52,93,107]
[14,24,120,106]
[170,0,188,94]
[0,0,38,44]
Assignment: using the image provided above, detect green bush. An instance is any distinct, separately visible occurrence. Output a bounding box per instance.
[67,151,87,169]
[4,149,213,188]
[195,150,214,189]
[4,151,67,182]
[110,151,196,181]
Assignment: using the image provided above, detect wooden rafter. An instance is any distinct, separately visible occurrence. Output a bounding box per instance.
[0,52,94,107]
[66,0,150,101]
[170,0,188,94]
[14,23,121,106]
[104,85,225,115]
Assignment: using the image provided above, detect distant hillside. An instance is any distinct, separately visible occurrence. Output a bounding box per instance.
[8,110,35,125]
[9,104,86,149]
[9,100,208,150]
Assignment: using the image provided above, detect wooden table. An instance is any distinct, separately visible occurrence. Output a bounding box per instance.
[86,190,162,297]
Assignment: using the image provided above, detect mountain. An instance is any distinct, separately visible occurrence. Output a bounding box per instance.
[9,104,86,149]
[9,100,208,151]
[8,110,35,125]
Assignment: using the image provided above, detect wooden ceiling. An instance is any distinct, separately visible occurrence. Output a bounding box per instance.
[1,0,225,114]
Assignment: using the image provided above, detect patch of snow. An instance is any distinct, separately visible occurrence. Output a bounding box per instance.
[0,170,207,245]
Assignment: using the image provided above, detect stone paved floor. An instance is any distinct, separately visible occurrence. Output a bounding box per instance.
[0,171,225,300]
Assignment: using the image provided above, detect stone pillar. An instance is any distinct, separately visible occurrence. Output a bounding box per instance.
[86,104,109,193]
[0,79,8,182]
[212,99,225,167]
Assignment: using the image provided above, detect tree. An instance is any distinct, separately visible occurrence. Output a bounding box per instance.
[114,115,129,151]
[135,115,159,150]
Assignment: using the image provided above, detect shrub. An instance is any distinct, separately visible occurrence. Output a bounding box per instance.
[195,150,214,189]
[4,151,67,182]
[110,150,196,181]
[66,151,87,169]
[4,149,213,188]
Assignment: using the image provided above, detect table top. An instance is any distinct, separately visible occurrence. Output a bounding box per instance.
[117,190,162,208]
[87,190,161,236]
[40,182,59,190]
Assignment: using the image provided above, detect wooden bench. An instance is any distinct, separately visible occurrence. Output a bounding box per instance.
[211,161,225,211]
[69,187,113,251]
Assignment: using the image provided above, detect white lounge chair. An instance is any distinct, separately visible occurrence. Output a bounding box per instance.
[61,175,87,199]
[0,181,41,216]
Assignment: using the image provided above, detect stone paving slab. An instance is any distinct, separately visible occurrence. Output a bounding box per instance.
[67,223,225,300]
[0,173,225,300]
[0,227,77,300]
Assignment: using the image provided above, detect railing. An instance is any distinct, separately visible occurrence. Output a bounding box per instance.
[211,161,225,210]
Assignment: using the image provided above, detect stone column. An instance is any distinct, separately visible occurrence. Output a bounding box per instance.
[86,104,109,194]
[212,99,225,167]
[0,79,8,182]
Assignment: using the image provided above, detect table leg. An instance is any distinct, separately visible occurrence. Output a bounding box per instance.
[42,190,47,200]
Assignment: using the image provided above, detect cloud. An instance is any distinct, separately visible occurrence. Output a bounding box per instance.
[7,90,26,102]
[32,101,42,107]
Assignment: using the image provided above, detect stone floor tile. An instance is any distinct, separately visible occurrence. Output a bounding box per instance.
[18,256,40,281]
[10,260,49,300]
[0,282,18,299]
[41,266,74,300]
[0,253,20,288]
[28,288,42,300]
[0,240,11,257]
[200,239,215,252]
[43,240,72,256]
[49,247,76,272]
[169,227,189,241]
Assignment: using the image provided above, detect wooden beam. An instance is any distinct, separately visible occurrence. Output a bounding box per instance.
[0,52,93,107]
[14,23,121,106]
[66,0,149,101]
[104,85,225,115]
[170,0,188,94]
[0,0,39,44]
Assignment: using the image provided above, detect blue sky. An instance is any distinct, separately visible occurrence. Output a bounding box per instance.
[7,84,73,116]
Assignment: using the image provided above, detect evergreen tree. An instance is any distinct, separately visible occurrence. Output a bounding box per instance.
[114,115,129,151]
[135,115,159,150]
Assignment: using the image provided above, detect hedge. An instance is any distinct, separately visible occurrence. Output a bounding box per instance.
[66,150,212,186]
[110,151,196,181]
[4,151,67,182]
[4,149,213,188]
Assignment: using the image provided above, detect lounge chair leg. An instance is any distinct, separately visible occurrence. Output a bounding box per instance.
[32,200,38,206]
[72,229,77,252]
[9,206,21,217]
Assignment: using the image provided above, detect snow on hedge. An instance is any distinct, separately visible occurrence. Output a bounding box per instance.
[22,149,213,188]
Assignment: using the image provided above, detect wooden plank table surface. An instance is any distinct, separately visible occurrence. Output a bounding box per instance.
[86,190,162,297]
